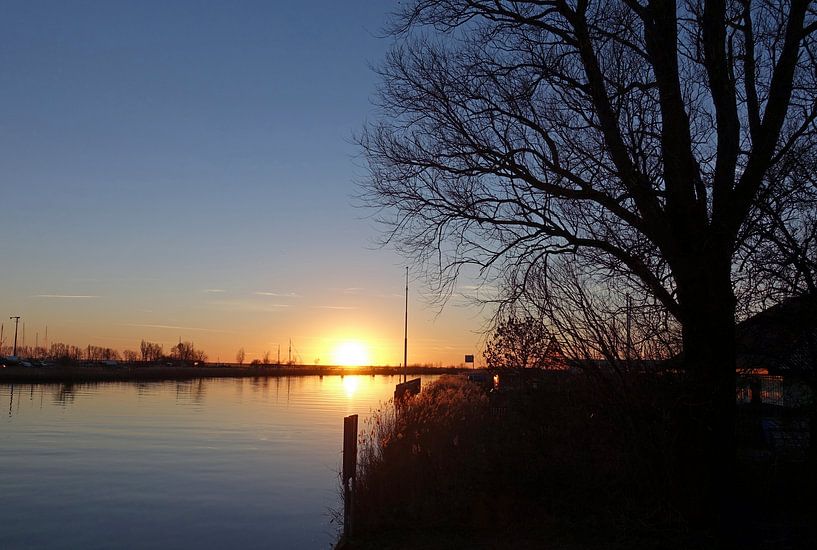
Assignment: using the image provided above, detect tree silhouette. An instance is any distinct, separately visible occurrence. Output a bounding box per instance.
[484,316,562,370]
[172,341,206,363]
[140,340,163,363]
[361,0,817,533]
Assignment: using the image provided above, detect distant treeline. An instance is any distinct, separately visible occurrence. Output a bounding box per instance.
[1,339,207,364]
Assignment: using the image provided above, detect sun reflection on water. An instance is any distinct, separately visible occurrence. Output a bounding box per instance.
[342,375,360,398]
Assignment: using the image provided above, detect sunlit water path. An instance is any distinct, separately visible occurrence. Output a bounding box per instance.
[0,375,437,549]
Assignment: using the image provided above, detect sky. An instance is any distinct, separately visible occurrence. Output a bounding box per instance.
[0,0,489,366]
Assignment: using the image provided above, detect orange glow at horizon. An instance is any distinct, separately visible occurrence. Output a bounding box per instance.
[17,301,484,367]
[331,341,371,366]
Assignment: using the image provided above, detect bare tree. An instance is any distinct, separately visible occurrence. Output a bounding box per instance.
[361,0,817,531]
[736,147,817,314]
[86,345,118,361]
[507,257,682,365]
[49,342,70,361]
[236,347,245,365]
[140,340,163,363]
[484,315,563,369]
[68,345,83,362]
[172,341,207,363]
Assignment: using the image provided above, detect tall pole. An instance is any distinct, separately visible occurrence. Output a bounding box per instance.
[10,316,20,357]
[403,267,408,384]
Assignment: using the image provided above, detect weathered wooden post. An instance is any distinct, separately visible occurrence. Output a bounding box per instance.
[394,377,421,404]
[342,414,358,539]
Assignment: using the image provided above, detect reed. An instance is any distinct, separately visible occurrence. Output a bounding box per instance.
[344,373,716,549]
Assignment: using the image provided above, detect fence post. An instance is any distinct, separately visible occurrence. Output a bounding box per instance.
[343,414,358,539]
[394,377,421,403]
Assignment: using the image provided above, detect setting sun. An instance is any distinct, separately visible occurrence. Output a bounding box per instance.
[332,341,371,367]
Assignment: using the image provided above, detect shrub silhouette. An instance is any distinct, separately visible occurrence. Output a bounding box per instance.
[348,373,713,548]
[354,376,489,531]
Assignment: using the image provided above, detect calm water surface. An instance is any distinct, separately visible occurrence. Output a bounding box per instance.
[0,375,436,549]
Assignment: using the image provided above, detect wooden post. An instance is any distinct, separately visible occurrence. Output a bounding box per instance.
[343,414,358,539]
[394,378,421,403]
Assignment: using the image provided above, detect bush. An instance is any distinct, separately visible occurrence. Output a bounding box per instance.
[354,376,489,531]
[348,373,703,548]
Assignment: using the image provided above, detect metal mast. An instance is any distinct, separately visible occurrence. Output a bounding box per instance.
[403,267,408,383]
[9,316,20,357]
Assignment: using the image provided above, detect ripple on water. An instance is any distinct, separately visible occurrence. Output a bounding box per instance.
[0,374,440,549]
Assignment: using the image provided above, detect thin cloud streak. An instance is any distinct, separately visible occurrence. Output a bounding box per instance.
[312,305,358,310]
[207,299,291,313]
[120,323,232,334]
[255,291,301,298]
[32,294,100,299]
[69,277,160,283]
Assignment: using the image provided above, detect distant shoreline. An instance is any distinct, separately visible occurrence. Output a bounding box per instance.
[0,364,472,384]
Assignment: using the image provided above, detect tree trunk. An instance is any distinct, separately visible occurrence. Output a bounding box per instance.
[674,252,736,541]
[808,378,817,467]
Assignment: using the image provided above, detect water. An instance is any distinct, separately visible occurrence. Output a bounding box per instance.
[0,375,435,549]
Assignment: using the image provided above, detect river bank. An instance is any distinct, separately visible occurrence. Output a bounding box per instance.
[341,374,816,549]
[0,364,468,384]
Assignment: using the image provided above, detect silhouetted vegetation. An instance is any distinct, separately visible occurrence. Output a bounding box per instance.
[1,338,207,367]
[345,374,816,549]
[140,340,163,362]
[483,316,564,370]
[360,1,817,539]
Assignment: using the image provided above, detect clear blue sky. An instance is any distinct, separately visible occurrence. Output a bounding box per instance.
[0,1,486,365]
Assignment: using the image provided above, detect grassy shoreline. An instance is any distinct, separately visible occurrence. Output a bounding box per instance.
[0,364,469,384]
[342,374,816,549]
